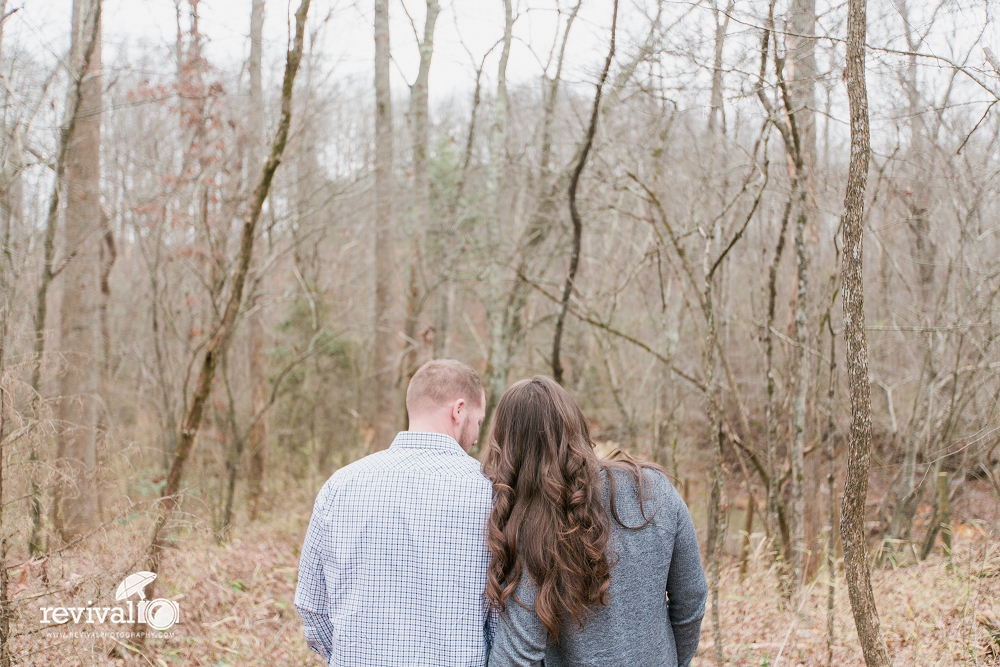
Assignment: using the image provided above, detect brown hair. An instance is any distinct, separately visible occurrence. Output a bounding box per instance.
[405,359,484,413]
[482,376,660,640]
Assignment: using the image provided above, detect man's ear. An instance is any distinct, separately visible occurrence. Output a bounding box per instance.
[452,398,466,422]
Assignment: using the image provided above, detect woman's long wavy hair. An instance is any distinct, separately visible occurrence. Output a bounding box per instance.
[483,376,662,640]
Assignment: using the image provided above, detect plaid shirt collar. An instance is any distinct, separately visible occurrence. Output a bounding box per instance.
[389,430,465,453]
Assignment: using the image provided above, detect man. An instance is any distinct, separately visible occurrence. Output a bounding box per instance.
[295,359,493,666]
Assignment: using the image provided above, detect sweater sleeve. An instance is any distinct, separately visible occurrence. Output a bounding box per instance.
[487,575,548,667]
[665,486,708,667]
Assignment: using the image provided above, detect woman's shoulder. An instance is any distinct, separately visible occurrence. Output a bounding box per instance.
[601,461,682,524]
[601,460,675,493]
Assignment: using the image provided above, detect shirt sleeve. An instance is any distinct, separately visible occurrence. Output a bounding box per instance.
[295,482,336,662]
[486,575,547,667]
[665,487,708,667]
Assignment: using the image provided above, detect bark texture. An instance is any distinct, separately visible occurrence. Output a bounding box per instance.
[401,0,440,399]
[53,0,103,543]
[371,0,397,451]
[246,0,268,519]
[839,0,892,663]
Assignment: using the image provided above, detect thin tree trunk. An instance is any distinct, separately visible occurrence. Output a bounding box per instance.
[937,470,951,568]
[219,351,243,541]
[919,455,943,560]
[704,274,725,667]
[402,0,440,393]
[0,131,10,661]
[707,0,734,135]
[245,0,268,520]
[53,0,104,543]
[756,17,792,567]
[885,0,935,552]
[479,1,578,435]
[782,0,817,589]
[480,0,513,443]
[150,214,177,472]
[839,0,891,662]
[371,0,397,451]
[552,0,618,384]
[738,483,755,580]
[246,300,267,519]
[822,311,838,667]
[133,0,310,645]
[95,207,115,522]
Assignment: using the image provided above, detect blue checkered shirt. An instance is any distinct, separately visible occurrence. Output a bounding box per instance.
[295,431,496,666]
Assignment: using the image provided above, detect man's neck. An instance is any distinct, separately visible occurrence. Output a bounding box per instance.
[407,422,458,443]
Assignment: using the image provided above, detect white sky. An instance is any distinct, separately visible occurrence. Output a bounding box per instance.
[11,0,645,103]
[6,0,998,146]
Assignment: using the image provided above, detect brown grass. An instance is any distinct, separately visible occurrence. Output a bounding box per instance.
[692,524,1000,666]
[6,503,998,666]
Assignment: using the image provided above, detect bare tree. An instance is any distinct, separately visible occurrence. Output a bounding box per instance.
[400,0,440,396]
[839,0,892,663]
[52,0,104,542]
[882,0,937,555]
[245,0,268,520]
[372,0,397,450]
[707,0,734,136]
[134,0,311,644]
[481,0,513,429]
[787,0,817,591]
[552,0,618,385]
[479,0,579,437]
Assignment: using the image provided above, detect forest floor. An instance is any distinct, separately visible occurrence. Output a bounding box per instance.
[7,490,1000,666]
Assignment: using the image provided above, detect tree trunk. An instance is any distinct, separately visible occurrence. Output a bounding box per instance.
[372,0,397,451]
[246,0,268,520]
[480,0,513,441]
[707,0,734,136]
[885,0,935,552]
[937,470,951,568]
[757,19,792,566]
[26,0,100,554]
[0,30,11,644]
[478,1,579,441]
[704,279,726,667]
[738,483,755,580]
[53,0,103,543]
[553,0,618,384]
[788,0,818,589]
[839,0,892,663]
[0,380,8,667]
[131,0,310,647]
[401,0,441,407]
[96,207,115,522]
[822,311,839,667]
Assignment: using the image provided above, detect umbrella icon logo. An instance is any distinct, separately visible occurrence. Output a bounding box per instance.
[116,571,157,601]
[115,571,181,631]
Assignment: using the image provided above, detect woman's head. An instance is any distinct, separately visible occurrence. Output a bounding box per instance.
[482,376,611,640]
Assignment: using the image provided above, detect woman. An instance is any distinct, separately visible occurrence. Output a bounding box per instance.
[483,376,707,667]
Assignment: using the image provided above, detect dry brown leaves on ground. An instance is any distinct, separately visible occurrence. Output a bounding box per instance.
[6,513,998,666]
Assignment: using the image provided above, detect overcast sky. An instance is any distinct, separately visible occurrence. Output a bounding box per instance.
[7,0,997,141]
[12,0,650,103]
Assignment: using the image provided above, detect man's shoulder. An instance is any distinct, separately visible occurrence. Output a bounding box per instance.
[323,446,492,491]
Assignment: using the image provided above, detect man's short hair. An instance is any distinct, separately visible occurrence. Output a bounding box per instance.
[406,359,485,413]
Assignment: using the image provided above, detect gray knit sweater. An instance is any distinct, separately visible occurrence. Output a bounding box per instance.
[487,467,707,667]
